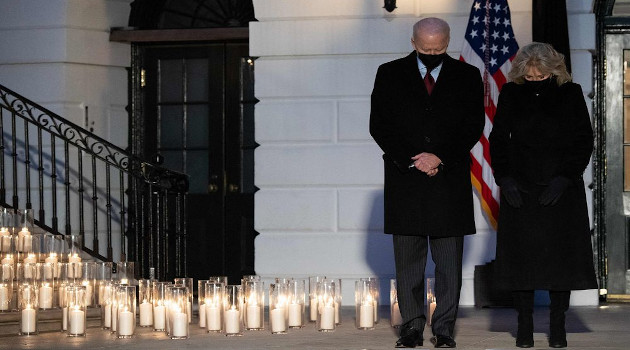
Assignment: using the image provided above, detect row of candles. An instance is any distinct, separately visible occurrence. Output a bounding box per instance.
[8,269,439,338]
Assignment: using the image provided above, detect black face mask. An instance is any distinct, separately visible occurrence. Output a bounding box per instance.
[523,77,552,93]
[417,52,447,71]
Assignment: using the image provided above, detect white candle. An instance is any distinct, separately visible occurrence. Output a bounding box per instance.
[17,228,30,252]
[360,303,375,328]
[68,254,81,278]
[428,301,436,325]
[334,300,340,324]
[171,312,188,337]
[288,303,302,327]
[224,308,240,334]
[62,306,68,331]
[153,304,166,330]
[319,304,335,330]
[246,304,261,328]
[0,229,11,253]
[39,284,53,309]
[22,234,32,253]
[69,307,85,335]
[21,307,36,333]
[0,285,9,311]
[391,302,403,326]
[139,301,153,326]
[187,301,192,323]
[198,303,206,328]
[117,309,134,336]
[103,304,111,328]
[270,307,286,333]
[206,304,221,331]
[111,304,118,331]
[310,297,318,321]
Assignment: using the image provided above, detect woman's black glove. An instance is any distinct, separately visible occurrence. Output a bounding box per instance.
[498,177,524,208]
[538,176,571,206]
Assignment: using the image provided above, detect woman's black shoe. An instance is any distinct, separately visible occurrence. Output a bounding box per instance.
[515,338,534,348]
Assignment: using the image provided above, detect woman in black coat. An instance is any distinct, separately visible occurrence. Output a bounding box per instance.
[489,42,597,349]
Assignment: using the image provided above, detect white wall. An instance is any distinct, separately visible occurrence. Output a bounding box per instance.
[0,0,132,261]
[252,0,598,305]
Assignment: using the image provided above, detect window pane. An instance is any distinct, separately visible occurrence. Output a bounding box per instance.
[186,151,209,194]
[187,105,209,149]
[159,105,184,148]
[162,151,183,173]
[186,59,209,103]
[160,59,183,102]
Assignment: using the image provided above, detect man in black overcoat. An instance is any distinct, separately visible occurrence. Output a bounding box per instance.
[369,17,484,348]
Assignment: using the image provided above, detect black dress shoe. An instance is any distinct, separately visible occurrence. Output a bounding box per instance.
[515,338,534,348]
[395,327,423,348]
[549,339,567,348]
[431,335,456,348]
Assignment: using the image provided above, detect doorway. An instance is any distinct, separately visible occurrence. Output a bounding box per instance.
[605,34,630,295]
[139,42,256,284]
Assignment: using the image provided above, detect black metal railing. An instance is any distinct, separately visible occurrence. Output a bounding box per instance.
[0,84,188,281]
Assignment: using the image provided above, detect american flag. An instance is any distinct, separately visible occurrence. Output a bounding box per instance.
[460,0,519,230]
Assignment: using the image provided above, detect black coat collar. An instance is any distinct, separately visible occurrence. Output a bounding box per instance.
[403,51,457,97]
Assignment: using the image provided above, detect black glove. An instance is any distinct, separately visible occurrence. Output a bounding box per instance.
[538,176,571,206]
[498,177,524,208]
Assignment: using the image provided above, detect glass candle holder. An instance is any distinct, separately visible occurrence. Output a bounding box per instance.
[39,280,54,310]
[0,209,13,254]
[332,278,342,325]
[66,254,82,280]
[117,285,136,338]
[78,262,96,307]
[174,277,193,323]
[241,275,260,283]
[16,209,33,253]
[269,282,288,334]
[427,277,436,326]
[115,261,134,284]
[197,279,209,328]
[204,282,224,333]
[0,263,12,312]
[65,235,82,258]
[152,281,171,332]
[243,280,264,330]
[308,276,326,322]
[168,285,189,339]
[17,262,38,286]
[19,284,38,335]
[138,279,153,327]
[355,280,375,330]
[208,275,228,285]
[43,254,58,280]
[0,230,13,255]
[224,285,242,336]
[99,281,113,329]
[361,277,380,324]
[95,262,113,306]
[59,283,69,332]
[390,279,403,328]
[66,285,87,337]
[287,279,305,328]
[110,283,122,334]
[316,279,336,332]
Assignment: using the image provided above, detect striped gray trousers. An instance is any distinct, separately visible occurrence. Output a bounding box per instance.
[393,234,464,337]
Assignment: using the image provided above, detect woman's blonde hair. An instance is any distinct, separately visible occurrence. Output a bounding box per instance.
[508,42,572,85]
